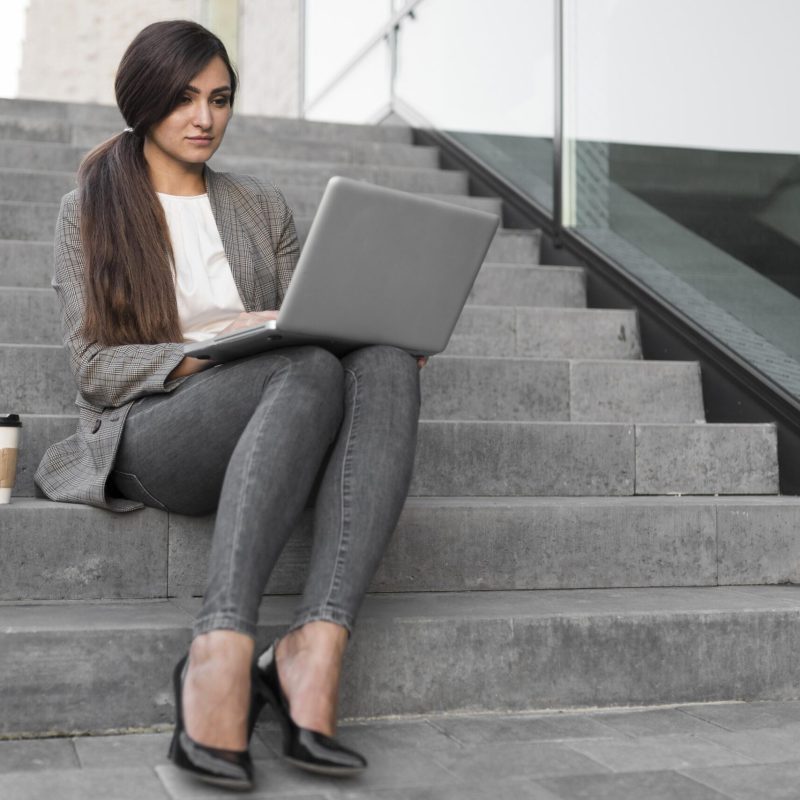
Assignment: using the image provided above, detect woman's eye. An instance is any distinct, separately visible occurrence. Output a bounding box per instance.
[178,96,192,105]
[212,96,230,107]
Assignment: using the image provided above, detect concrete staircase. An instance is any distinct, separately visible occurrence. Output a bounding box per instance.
[2,98,800,738]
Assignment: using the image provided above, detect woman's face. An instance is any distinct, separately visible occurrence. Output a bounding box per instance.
[144,55,233,175]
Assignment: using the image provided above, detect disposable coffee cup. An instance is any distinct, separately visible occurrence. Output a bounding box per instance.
[0,414,22,504]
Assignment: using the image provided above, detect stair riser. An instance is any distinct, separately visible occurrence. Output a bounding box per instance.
[0,300,634,357]
[0,241,51,288]
[0,203,59,242]
[468,265,585,307]
[2,597,799,735]
[71,116,414,145]
[0,194,503,243]
[423,359,704,423]
[0,343,704,423]
[447,307,641,359]
[0,500,747,601]
[0,140,439,173]
[11,413,777,500]
[0,163,465,203]
[0,102,413,143]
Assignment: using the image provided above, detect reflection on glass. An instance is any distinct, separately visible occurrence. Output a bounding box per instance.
[566,0,800,396]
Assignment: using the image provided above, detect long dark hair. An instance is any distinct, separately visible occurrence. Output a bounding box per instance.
[78,20,238,346]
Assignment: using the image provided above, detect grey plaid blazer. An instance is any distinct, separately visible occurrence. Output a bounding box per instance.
[34,167,299,512]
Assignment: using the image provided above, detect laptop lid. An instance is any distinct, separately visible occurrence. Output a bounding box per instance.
[275,176,500,355]
[184,176,500,361]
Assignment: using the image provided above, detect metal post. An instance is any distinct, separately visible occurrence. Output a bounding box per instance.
[553,0,564,247]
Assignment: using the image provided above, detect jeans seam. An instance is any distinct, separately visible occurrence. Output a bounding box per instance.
[321,366,359,609]
[111,469,169,512]
[224,354,291,615]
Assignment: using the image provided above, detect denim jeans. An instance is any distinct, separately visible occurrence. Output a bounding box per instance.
[113,345,420,638]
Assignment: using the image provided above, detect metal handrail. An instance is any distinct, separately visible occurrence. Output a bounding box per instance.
[303,0,425,116]
[553,0,564,246]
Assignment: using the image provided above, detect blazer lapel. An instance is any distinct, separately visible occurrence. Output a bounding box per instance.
[205,166,256,311]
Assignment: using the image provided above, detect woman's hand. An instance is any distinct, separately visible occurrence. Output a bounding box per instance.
[417,356,428,369]
[218,310,278,336]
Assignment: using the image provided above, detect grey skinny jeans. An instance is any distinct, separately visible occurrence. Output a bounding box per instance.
[112,345,420,638]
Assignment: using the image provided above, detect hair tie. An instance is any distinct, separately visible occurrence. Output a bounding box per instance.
[123,126,134,134]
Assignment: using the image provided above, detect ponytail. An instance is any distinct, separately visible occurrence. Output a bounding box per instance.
[78,131,182,346]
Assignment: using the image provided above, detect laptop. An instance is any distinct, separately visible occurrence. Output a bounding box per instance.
[184,176,500,362]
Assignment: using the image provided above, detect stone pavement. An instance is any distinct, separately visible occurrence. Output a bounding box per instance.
[3,701,800,799]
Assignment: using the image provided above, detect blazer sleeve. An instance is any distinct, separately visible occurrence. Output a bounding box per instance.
[54,191,187,409]
[256,179,298,306]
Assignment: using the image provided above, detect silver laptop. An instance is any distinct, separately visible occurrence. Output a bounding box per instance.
[184,176,500,362]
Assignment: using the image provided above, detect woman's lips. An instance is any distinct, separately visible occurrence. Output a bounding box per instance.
[187,136,213,144]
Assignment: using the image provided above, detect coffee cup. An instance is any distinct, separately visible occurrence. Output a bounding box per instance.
[0,414,22,504]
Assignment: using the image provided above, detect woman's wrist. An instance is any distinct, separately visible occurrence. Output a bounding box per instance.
[168,356,213,380]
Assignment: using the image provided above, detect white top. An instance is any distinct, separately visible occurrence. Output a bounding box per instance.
[157,192,245,342]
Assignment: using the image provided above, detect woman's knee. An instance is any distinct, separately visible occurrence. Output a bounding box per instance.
[343,345,420,406]
[287,346,344,396]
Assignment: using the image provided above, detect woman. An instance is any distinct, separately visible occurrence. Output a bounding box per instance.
[35,20,421,791]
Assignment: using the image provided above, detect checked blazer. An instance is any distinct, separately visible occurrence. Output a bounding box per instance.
[34,166,300,512]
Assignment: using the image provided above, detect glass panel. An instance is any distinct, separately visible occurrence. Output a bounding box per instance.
[567,0,800,398]
[304,0,391,105]
[394,0,555,210]
[304,43,391,124]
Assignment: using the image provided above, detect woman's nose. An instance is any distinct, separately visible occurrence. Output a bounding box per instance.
[194,103,212,129]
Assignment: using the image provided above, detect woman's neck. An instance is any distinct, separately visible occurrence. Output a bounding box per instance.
[146,163,207,196]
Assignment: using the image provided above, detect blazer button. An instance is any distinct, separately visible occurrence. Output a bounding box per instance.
[92,420,102,433]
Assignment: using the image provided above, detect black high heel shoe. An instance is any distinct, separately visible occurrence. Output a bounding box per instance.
[254,641,367,776]
[168,654,255,791]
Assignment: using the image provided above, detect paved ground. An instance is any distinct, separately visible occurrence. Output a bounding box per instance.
[3,700,800,799]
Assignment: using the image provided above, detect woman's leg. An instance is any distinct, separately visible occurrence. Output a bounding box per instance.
[275,345,421,734]
[114,345,346,748]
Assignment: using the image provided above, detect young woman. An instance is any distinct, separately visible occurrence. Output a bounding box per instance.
[35,20,421,791]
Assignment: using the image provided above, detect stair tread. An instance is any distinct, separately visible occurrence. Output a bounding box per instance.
[4,585,800,627]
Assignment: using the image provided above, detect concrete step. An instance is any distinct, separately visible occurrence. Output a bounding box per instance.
[5,495,798,602]
[1,307,641,408]
[0,348,703,427]
[0,341,699,423]
[0,272,588,345]
[11,412,778,499]
[0,201,58,242]
[0,137,440,172]
[0,162,468,203]
[468,264,585,307]
[0,194,504,245]
[2,585,800,734]
[421,357,704,423]
[0,220,541,272]
[0,102,414,143]
[282,186,503,218]
[446,307,641,359]
[72,114,415,145]
[0,241,51,288]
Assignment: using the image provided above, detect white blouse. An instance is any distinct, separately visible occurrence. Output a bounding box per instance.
[157,192,245,342]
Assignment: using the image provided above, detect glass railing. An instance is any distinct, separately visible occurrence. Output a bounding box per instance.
[304,0,555,210]
[562,0,800,401]
[303,0,800,404]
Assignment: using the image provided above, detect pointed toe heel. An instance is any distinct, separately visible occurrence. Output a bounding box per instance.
[168,654,255,791]
[255,641,367,776]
